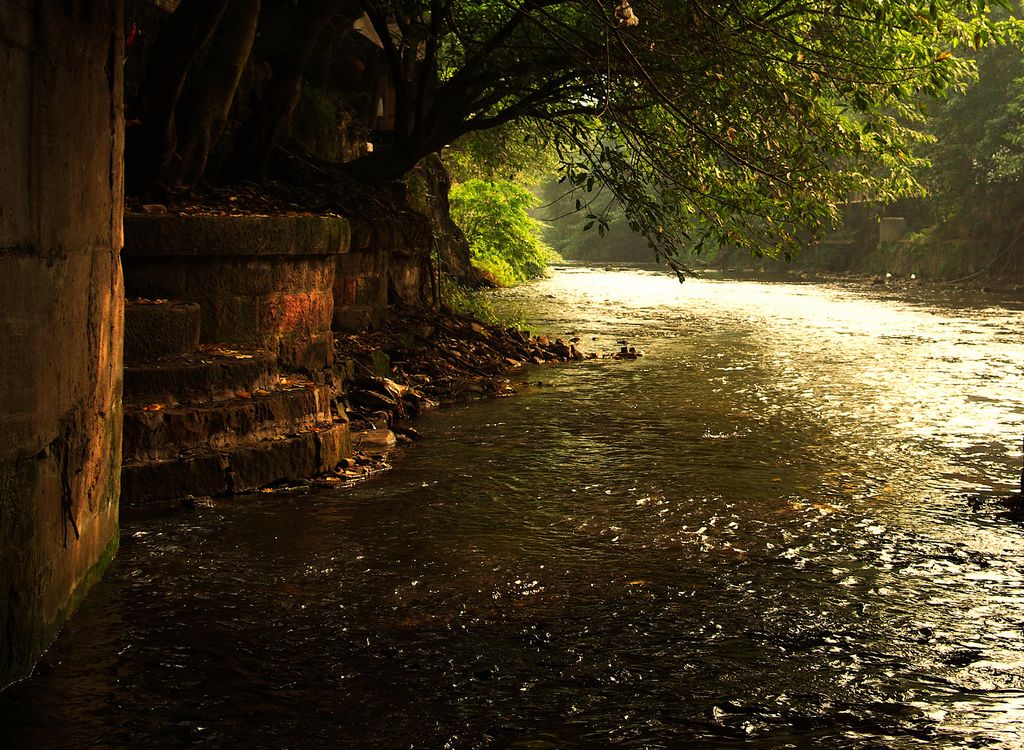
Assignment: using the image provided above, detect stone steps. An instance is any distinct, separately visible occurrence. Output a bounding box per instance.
[123,348,279,406]
[123,379,335,462]
[121,422,351,505]
[120,293,349,505]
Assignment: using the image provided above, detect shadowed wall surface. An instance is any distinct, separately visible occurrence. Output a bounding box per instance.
[0,0,125,687]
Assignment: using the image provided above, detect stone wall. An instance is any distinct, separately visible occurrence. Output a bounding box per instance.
[334,213,432,332]
[123,214,349,371]
[0,1,124,687]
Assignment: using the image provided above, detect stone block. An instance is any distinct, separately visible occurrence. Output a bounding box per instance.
[123,381,334,462]
[122,350,279,405]
[122,421,352,504]
[201,295,261,345]
[123,300,201,363]
[317,422,352,471]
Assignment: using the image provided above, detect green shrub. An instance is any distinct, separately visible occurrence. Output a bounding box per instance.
[438,273,522,327]
[449,179,559,285]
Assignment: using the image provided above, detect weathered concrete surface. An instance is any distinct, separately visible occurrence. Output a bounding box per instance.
[123,214,349,371]
[0,1,124,687]
[334,214,432,332]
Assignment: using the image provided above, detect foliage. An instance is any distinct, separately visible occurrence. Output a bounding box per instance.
[449,179,558,285]
[438,273,522,326]
[444,121,559,184]
[342,0,1019,270]
[924,41,1024,214]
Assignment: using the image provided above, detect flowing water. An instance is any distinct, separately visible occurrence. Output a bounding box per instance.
[4,267,1024,748]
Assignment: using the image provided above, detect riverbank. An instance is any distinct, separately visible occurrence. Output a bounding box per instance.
[679,265,1024,303]
[315,303,641,485]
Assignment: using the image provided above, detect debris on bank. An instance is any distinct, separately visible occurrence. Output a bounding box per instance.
[310,305,641,486]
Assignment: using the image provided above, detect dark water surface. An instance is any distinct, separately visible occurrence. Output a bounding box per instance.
[5,267,1024,748]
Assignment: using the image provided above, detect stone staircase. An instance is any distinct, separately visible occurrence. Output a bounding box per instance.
[121,299,349,504]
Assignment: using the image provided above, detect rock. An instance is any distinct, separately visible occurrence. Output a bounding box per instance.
[393,424,423,441]
[354,428,396,452]
[552,339,573,359]
[357,410,392,427]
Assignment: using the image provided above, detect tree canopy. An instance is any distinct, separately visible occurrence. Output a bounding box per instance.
[342,0,1018,267]
[129,0,1021,267]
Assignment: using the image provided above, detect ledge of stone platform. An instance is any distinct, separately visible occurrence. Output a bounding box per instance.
[124,300,201,364]
[348,214,430,254]
[123,213,350,257]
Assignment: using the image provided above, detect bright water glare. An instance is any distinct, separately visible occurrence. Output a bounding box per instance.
[3,266,1024,748]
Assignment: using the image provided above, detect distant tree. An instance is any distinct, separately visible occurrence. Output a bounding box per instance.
[925,42,1024,216]
[537,178,653,261]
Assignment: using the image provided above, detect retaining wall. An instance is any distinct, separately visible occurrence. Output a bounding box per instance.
[123,214,349,371]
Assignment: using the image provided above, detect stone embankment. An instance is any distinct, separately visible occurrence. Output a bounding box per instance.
[120,299,349,504]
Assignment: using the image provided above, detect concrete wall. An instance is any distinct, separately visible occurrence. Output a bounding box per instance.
[0,1,124,687]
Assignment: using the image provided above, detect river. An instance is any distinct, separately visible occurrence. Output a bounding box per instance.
[3,267,1024,748]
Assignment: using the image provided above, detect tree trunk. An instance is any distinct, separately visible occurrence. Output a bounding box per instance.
[224,0,356,181]
[170,0,261,189]
[341,105,469,183]
[125,0,231,194]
